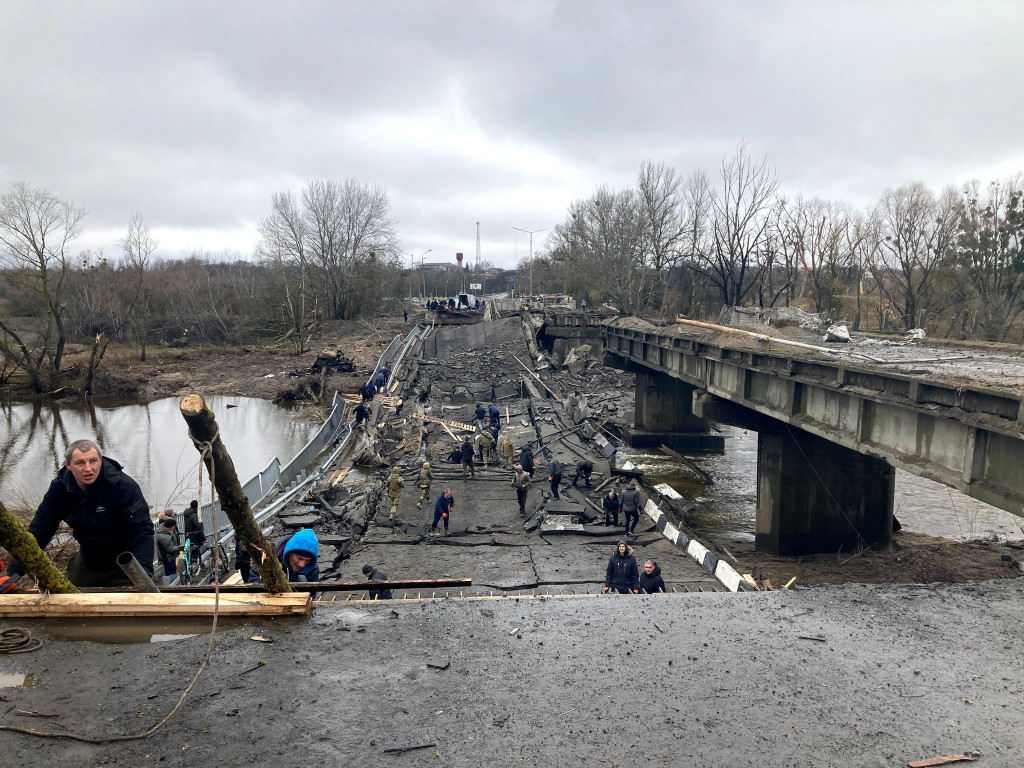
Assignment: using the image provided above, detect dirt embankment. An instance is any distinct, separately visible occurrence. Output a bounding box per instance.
[11,317,416,403]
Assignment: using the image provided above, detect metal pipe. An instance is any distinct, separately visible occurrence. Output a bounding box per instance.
[64,577,473,594]
[116,552,160,593]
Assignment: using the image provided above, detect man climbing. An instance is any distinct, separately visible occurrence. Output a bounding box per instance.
[353,402,370,428]
[571,459,594,488]
[2,439,153,588]
[248,528,320,585]
[431,488,455,536]
[416,461,433,508]
[475,402,486,430]
[387,466,405,520]
[362,563,393,599]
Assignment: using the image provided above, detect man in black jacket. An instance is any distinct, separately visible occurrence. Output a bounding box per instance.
[5,439,153,588]
[545,452,563,500]
[182,499,207,572]
[519,444,535,479]
[460,436,476,480]
[362,563,393,599]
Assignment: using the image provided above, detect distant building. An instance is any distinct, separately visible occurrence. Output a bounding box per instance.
[421,261,461,272]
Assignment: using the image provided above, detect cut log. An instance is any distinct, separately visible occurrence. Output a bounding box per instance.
[0,591,311,617]
[0,501,79,594]
[179,394,291,594]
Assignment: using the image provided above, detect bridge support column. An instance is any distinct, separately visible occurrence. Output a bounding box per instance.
[756,427,894,555]
[631,371,723,451]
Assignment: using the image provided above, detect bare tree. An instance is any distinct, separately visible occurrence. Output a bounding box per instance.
[258,191,312,353]
[636,160,685,316]
[78,212,155,399]
[780,197,852,315]
[692,143,780,307]
[872,182,959,330]
[0,182,85,392]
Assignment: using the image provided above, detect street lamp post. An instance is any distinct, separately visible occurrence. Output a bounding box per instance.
[418,249,431,298]
[512,226,545,299]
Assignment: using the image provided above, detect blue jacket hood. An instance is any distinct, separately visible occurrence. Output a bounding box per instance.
[284,528,319,563]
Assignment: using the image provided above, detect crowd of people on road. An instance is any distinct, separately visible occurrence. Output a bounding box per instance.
[423,297,487,313]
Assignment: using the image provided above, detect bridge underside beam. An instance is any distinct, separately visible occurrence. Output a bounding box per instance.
[630,370,724,451]
[757,426,894,556]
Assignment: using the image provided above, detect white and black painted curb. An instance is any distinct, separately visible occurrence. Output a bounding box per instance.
[643,499,757,592]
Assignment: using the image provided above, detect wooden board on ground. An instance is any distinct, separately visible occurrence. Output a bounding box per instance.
[411,414,476,432]
[0,592,312,618]
[328,468,351,486]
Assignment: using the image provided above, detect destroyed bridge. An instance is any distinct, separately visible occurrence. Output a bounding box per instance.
[602,321,1024,556]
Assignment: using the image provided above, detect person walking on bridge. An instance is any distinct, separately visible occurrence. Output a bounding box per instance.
[519,444,535,479]
[500,434,516,468]
[387,466,405,520]
[621,480,641,536]
[460,436,476,480]
[475,402,486,430]
[604,541,639,594]
[603,489,621,527]
[479,429,495,467]
[432,489,454,536]
[416,462,433,508]
[511,464,531,515]
[545,452,563,500]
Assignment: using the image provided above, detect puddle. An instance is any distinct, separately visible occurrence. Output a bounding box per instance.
[0,673,35,688]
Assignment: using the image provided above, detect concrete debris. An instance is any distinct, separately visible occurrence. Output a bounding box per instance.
[905,328,927,341]
[824,324,850,343]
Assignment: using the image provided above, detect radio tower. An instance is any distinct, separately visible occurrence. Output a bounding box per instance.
[475,221,481,271]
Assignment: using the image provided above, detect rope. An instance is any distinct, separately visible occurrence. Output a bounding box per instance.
[0,426,223,744]
[0,628,42,654]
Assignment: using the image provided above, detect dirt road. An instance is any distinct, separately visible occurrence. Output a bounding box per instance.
[2,578,1022,766]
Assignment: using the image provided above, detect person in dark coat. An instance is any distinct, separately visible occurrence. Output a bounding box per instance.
[182,499,207,571]
[155,517,181,581]
[354,402,370,428]
[602,490,621,527]
[475,402,486,428]
[460,436,476,480]
[639,559,666,593]
[545,452,563,500]
[234,536,252,580]
[519,444,535,478]
[3,439,154,588]
[248,528,320,585]
[488,404,500,422]
[362,563,393,599]
[604,541,639,594]
[571,460,594,488]
[620,481,641,536]
[431,489,455,536]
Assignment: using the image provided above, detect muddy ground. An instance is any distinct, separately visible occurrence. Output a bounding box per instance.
[1,580,1022,767]
[51,317,416,403]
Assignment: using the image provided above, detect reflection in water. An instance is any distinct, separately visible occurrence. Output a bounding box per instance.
[621,425,1024,544]
[0,396,318,512]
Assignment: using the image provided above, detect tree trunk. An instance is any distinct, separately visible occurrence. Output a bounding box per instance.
[178,394,292,594]
[0,500,79,593]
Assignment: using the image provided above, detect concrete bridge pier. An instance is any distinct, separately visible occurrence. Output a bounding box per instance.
[756,426,895,556]
[632,370,725,451]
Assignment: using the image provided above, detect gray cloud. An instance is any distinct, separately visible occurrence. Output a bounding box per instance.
[1,1,1021,267]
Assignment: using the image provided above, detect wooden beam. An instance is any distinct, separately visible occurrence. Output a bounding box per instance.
[52,578,474,594]
[0,592,311,618]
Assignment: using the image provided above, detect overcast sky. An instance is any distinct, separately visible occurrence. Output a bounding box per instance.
[2,1,1022,269]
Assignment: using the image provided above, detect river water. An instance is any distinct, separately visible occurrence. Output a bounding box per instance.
[620,425,1024,544]
[0,396,319,514]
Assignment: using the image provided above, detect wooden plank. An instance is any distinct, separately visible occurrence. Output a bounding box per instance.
[907,756,977,768]
[23,578,474,595]
[0,592,311,618]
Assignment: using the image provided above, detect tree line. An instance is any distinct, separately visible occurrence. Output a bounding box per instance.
[0,179,404,395]
[532,144,1024,342]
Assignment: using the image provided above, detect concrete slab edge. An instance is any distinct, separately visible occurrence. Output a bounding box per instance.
[643,500,755,592]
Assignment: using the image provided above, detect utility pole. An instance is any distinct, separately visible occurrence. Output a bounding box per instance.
[512,226,545,298]
[418,249,431,298]
[475,221,481,272]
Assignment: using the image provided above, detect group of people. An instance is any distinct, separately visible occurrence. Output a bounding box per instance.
[424,297,486,312]
[600,480,643,536]
[605,541,666,594]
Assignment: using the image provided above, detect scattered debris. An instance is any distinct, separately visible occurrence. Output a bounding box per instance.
[907,753,979,767]
[798,635,827,643]
[249,635,273,643]
[382,743,437,755]
[426,659,450,670]
[653,622,665,634]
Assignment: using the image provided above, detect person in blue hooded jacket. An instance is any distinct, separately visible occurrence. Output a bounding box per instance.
[248,528,320,585]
